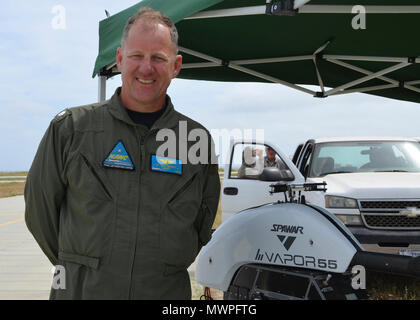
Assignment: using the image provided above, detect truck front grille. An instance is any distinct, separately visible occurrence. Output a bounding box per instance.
[360,200,420,209]
[359,200,420,230]
[363,215,420,229]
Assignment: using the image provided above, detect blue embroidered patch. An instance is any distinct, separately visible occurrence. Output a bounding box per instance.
[151,155,182,175]
[103,141,134,170]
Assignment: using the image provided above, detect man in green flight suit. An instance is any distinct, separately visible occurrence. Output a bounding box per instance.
[24,7,220,300]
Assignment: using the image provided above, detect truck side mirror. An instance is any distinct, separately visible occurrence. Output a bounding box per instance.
[259,167,294,182]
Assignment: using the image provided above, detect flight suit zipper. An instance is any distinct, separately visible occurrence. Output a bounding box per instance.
[140,136,146,171]
[128,128,160,298]
[128,131,144,299]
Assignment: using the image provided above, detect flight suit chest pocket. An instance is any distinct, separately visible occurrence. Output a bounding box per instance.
[68,152,114,201]
[61,152,117,264]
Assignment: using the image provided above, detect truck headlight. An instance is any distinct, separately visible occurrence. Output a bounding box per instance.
[335,215,363,226]
[325,195,358,209]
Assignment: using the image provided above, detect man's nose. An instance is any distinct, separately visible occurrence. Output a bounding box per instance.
[138,57,154,74]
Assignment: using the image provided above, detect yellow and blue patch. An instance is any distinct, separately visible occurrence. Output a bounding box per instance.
[151,155,182,175]
[103,141,134,170]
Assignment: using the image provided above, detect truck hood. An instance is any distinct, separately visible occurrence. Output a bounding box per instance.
[309,172,420,199]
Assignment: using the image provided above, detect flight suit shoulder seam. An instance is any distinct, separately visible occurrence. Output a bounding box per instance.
[174,111,208,132]
[67,101,109,132]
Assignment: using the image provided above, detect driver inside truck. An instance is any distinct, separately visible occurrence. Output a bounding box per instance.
[238,146,264,179]
[361,146,399,170]
[264,146,287,170]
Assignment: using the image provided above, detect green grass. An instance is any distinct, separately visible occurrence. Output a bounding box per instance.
[0,172,28,198]
[0,182,26,198]
[0,171,28,177]
[367,271,420,300]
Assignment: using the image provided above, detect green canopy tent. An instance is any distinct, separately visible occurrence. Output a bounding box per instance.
[93,0,420,104]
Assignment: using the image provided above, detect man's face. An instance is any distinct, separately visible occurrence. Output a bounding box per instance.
[266,148,276,161]
[116,21,182,111]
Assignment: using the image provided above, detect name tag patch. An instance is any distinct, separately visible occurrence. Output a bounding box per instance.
[103,141,134,170]
[151,155,182,175]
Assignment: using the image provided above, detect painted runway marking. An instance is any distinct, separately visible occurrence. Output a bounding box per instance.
[0,217,24,227]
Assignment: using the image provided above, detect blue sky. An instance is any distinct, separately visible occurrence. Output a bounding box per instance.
[1,1,419,171]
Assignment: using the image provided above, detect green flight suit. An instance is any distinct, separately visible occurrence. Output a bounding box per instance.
[24,88,220,299]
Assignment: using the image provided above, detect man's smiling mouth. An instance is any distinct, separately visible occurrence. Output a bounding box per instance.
[137,78,155,84]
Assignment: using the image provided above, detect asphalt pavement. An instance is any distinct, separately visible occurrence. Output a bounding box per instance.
[0,196,52,299]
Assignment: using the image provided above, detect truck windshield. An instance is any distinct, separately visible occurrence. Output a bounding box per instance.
[309,141,420,177]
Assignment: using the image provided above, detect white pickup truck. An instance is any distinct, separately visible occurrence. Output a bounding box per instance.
[221,137,420,255]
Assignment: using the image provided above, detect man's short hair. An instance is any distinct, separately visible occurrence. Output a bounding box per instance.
[121,7,179,52]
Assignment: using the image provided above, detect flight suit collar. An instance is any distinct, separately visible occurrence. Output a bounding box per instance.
[108,87,180,130]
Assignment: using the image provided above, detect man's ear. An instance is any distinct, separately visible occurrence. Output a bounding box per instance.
[172,54,183,78]
[116,47,123,72]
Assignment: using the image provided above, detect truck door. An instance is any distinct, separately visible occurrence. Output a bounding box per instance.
[296,141,315,179]
[295,141,325,207]
[221,140,305,223]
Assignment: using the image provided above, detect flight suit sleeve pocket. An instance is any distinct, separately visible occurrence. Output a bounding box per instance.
[58,251,100,270]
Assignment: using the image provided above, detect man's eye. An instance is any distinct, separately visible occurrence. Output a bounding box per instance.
[154,56,166,62]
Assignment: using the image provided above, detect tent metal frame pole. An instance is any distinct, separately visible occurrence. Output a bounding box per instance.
[324,62,410,96]
[98,75,107,102]
[231,55,313,65]
[185,5,420,20]
[294,0,312,9]
[107,62,117,70]
[227,63,316,95]
[329,84,398,96]
[326,58,420,94]
[182,62,220,69]
[327,58,400,85]
[403,80,420,93]
[179,46,223,65]
[102,46,420,99]
[323,55,419,64]
[185,6,264,20]
[180,50,420,97]
[182,55,313,69]
[179,46,316,95]
[312,41,330,95]
[313,57,325,94]
[182,54,419,68]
